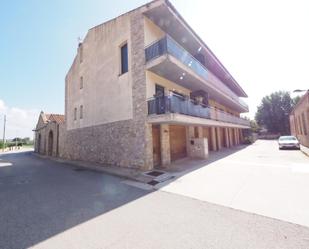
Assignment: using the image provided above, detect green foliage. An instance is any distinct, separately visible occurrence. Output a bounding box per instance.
[243,136,254,144]
[11,137,32,145]
[250,120,261,133]
[0,141,6,149]
[255,91,293,134]
[292,95,301,107]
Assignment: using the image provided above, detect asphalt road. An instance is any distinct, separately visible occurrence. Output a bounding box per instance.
[1,150,309,249]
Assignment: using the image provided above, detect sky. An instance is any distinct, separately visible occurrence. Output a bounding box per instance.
[1,0,308,139]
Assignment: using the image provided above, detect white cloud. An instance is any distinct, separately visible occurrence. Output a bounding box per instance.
[0,99,40,140]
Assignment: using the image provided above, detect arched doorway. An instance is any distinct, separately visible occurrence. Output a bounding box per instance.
[37,134,41,153]
[48,131,53,156]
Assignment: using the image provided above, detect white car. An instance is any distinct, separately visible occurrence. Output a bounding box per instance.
[278,136,300,150]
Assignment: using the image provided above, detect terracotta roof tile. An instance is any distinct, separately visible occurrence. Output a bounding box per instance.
[45,113,65,124]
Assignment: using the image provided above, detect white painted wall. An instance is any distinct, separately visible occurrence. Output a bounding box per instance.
[144,16,165,47]
[66,14,133,130]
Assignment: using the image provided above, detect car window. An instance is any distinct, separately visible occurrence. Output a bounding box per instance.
[279,137,296,141]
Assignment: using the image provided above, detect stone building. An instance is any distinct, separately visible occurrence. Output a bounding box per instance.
[290,90,309,147]
[33,112,65,157]
[34,0,250,170]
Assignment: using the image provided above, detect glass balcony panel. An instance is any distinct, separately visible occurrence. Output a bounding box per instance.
[147,94,249,126]
[145,36,249,111]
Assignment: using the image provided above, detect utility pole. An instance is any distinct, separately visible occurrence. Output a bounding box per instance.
[2,115,6,152]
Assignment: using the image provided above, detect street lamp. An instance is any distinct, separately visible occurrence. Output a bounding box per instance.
[293,89,308,93]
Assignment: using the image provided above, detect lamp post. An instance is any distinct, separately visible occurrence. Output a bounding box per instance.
[293,89,308,93]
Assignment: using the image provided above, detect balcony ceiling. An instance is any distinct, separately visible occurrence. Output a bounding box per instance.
[146,55,248,113]
[143,2,248,98]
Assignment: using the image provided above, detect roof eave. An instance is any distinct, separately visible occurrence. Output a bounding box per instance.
[164,0,248,98]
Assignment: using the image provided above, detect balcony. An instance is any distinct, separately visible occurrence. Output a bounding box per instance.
[145,36,249,113]
[147,94,250,127]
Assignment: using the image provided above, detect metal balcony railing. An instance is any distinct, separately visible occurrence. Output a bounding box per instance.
[147,94,250,127]
[145,35,249,111]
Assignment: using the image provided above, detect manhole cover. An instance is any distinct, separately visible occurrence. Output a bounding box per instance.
[73,167,87,172]
[145,171,165,177]
[147,180,159,186]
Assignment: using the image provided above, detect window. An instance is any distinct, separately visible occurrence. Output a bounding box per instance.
[302,112,307,135]
[80,105,83,119]
[79,43,83,63]
[120,43,128,74]
[80,76,83,89]
[298,116,303,135]
[74,108,77,121]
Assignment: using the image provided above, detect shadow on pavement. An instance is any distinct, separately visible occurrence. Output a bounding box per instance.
[0,151,151,249]
[0,144,251,249]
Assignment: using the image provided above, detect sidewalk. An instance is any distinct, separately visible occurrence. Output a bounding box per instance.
[301,144,309,156]
[33,146,247,190]
[0,148,34,155]
[33,153,155,184]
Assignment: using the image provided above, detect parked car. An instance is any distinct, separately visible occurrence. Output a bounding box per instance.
[278,136,300,150]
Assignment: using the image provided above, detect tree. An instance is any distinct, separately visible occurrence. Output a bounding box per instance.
[21,137,30,144]
[0,141,6,149]
[255,91,294,135]
[250,120,261,133]
[12,137,22,142]
[292,95,301,107]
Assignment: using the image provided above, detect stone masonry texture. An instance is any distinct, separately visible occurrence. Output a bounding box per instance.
[56,9,154,170]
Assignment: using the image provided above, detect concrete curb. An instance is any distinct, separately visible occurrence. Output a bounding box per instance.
[32,153,153,184]
[300,145,309,157]
[0,148,34,155]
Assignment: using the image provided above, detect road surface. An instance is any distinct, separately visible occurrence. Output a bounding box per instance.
[0,145,309,249]
[159,140,309,227]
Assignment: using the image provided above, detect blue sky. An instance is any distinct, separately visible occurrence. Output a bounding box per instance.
[1,0,308,138]
[0,0,147,112]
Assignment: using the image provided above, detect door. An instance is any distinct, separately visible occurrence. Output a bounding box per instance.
[203,127,213,151]
[152,125,161,167]
[37,134,41,153]
[48,131,53,156]
[155,84,165,114]
[169,125,187,161]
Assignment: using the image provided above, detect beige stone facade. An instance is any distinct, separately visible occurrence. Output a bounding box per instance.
[34,0,250,170]
[290,91,309,147]
[34,112,65,157]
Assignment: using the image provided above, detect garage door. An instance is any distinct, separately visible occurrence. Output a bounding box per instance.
[169,125,187,161]
[203,127,212,151]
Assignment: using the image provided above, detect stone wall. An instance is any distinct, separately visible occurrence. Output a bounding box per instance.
[35,122,60,157]
[58,123,67,158]
[35,129,46,154]
[290,92,309,147]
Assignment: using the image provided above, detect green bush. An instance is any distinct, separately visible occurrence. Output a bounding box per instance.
[0,142,6,149]
[243,136,254,144]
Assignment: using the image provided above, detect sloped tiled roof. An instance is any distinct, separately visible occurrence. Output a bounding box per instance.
[45,114,65,124]
[34,112,65,131]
